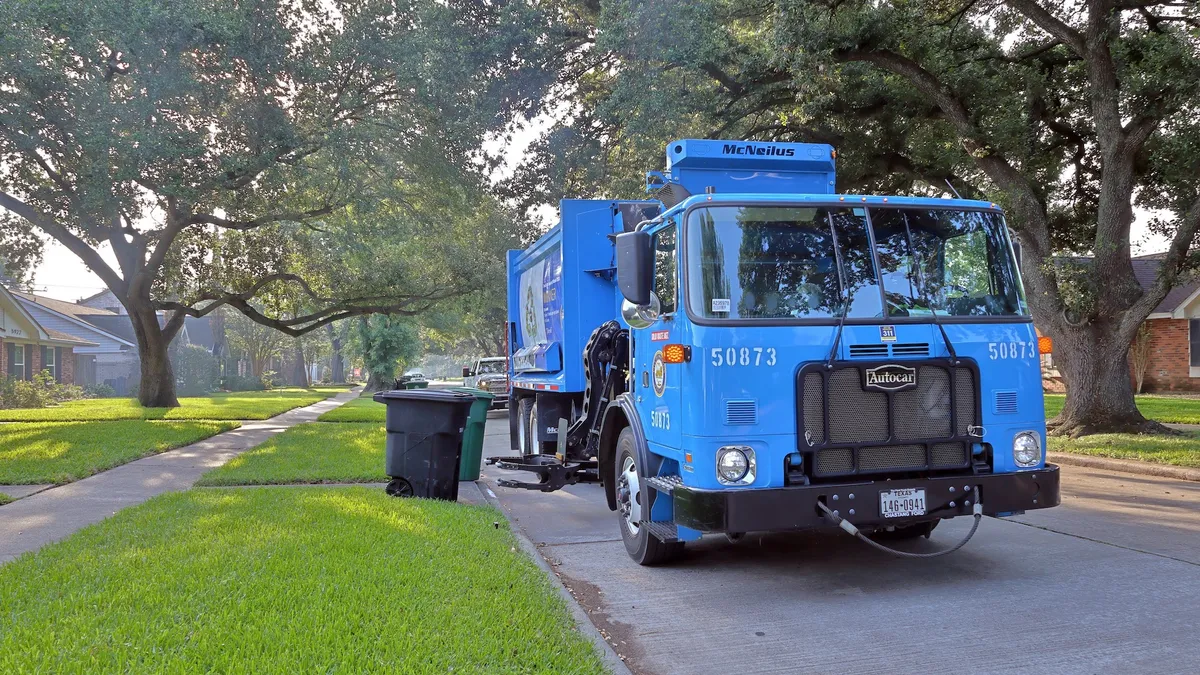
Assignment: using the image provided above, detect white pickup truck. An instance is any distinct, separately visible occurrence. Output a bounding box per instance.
[462,357,509,408]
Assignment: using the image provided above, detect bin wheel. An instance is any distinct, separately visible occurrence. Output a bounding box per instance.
[386,478,414,498]
[615,428,683,566]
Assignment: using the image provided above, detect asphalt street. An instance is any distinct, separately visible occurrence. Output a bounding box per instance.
[479,416,1200,675]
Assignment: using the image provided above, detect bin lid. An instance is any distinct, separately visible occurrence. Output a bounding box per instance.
[372,389,476,403]
[450,386,495,400]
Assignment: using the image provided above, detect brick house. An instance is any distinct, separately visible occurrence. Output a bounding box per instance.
[12,291,139,389]
[1128,254,1200,392]
[1,285,95,384]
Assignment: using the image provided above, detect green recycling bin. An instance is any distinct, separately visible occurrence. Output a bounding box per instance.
[451,386,494,481]
[403,380,429,389]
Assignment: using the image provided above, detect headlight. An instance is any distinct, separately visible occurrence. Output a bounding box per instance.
[1013,432,1042,468]
[716,446,755,485]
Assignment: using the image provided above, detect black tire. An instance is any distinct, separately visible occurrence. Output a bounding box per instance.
[385,478,413,498]
[872,520,939,540]
[518,397,556,455]
[615,428,684,566]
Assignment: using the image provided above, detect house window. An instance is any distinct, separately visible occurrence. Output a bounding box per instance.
[42,346,55,381]
[9,343,25,379]
[1191,320,1200,371]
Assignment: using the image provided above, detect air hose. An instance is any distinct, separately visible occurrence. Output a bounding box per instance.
[817,487,982,559]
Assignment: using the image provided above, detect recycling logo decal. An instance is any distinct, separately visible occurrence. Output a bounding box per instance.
[524,283,539,343]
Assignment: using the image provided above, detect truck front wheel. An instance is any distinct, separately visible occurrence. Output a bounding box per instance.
[615,428,683,566]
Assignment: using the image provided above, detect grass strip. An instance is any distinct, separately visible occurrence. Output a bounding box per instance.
[0,389,335,422]
[197,422,385,485]
[0,487,606,674]
[0,492,11,505]
[1044,394,1200,425]
[1049,431,1200,469]
[0,420,239,484]
[317,394,385,423]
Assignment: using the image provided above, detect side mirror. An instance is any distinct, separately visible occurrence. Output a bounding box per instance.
[615,230,653,306]
[462,366,471,378]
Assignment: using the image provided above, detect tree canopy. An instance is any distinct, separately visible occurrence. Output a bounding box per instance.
[509,0,1200,435]
[0,0,556,405]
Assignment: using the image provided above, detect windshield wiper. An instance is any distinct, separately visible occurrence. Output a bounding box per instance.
[927,303,959,365]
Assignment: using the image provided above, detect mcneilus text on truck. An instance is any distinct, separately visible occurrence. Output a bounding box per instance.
[488,139,1059,565]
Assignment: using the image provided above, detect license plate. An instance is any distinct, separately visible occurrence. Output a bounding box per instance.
[880,488,926,518]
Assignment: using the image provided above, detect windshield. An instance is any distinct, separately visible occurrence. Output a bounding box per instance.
[476,360,506,375]
[685,205,1026,321]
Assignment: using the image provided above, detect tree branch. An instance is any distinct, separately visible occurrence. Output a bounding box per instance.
[187,204,340,230]
[1004,0,1087,55]
[1121,192,1200,339]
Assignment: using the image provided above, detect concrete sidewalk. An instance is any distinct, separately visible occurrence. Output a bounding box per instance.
[0,387,361,565]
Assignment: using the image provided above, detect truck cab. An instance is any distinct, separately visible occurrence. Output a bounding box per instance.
[462,357,509,409]
[499,140,1059,565]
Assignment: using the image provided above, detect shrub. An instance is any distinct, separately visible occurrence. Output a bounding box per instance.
[221,374,265,392]
[0,371,86,409]
[173,344,219,396]
[84,383,119,398]
[260,370,278,391]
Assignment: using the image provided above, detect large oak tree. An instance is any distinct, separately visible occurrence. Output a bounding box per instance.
[512,0,1200,436]
[0,0,553,406]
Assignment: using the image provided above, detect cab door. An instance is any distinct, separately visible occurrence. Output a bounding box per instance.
[633,222,682,451]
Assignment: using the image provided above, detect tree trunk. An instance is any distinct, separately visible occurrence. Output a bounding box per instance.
[1046,322,1167,437]
[292,343,309,387]
[327,323,345,383]
[365,370,387,392]
[127,300,179,407]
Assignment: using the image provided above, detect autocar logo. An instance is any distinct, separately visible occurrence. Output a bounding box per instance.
[863,364,918,392]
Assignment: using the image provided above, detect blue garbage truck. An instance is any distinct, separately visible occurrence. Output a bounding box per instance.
[492,139,1060,565]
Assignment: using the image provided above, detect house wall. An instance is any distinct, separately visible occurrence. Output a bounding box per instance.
[1135,318,1198,392]
[20,303,130,354]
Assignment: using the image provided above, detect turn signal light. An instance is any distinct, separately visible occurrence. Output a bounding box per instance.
[663,344,690,363]
[1038,336,1052,354]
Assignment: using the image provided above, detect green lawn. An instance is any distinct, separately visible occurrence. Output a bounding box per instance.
[0,487,606,674]
[197,422,385,486]
[0,420,239,485]
[1049,432,1200,468]
[0,388,336,422]
[1044,394,1200,424]
[0,492,11,505]
[318,394,385,423]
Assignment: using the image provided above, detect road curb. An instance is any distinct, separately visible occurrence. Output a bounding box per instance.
[1049,452,1200,482]
[475,480,634,675]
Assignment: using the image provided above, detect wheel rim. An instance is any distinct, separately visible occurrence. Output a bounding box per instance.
[527,400,540,455]
[617,455,641,536]
[517,402,528,453]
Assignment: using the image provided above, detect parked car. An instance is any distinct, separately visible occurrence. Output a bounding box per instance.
[462,357,509,408]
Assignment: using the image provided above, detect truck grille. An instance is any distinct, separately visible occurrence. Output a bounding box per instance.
[797,361,978,478]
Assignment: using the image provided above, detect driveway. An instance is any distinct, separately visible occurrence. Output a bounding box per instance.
[480,417,1200,675]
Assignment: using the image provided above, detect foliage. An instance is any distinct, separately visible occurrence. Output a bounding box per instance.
[0,420,238,484]
[172,344,219,396]
[514,0,1200,435]
[351,316,422,390]
[220,375,265,392]
[260,371,279,391]
[0,487,606,673]
[0,492,11,506]
[198,422,386,486]
[1049,432,1200,469]
[0,389,335,422]
[317,396,386,423]
[83,383,118,399]
[1130,323,1155,394]
[0,372,86,409]
[226,310,289,378]
[0,0,559,406]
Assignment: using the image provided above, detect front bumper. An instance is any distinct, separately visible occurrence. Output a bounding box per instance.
[488,393,509,408]
[672,465,1060,533]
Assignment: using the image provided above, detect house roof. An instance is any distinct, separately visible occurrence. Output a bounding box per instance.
[12,292,136,348]
[184,316,216,351]
[0,286,96,346]
[11,291,120,318]
[1131,254,1200,316]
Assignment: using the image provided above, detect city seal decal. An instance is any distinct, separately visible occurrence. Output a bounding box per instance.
[652,350,667,397]
[863,364,917,392]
